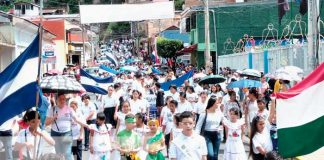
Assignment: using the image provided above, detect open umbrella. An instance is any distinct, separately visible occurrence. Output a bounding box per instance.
[227,79,262,89]
[275,66,303,75]
[241,69,261,78]
[193,72,207,79]
[40,75,85,93]
[199,75,226,84]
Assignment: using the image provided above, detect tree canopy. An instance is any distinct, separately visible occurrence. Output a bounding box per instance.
[157,37,183,58]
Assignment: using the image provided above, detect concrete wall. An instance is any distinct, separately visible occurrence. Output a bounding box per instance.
[0,46,15,72]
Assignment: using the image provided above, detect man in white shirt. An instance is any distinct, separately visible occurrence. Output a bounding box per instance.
[101,86,119,128]
[169,111,207,160]
[164,85,180,102]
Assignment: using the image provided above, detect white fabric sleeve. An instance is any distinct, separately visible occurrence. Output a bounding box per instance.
[169,141,177,159]
[195,113,206,134]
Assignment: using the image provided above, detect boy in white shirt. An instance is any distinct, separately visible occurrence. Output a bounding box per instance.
[89,112,112,160]
[15,111,55,159]
[162,100,178,156]
[169,111,207,160]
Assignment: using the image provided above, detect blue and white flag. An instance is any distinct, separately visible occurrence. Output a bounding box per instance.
[0,34,40,125]
[80,69,113,95]
[161,70,194,91]
[105,52,119,66]
[100,65,120,75]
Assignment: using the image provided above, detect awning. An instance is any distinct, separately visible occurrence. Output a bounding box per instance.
[176,44,197,55]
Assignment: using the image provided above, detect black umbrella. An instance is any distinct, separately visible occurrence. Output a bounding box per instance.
[199,75,226,84]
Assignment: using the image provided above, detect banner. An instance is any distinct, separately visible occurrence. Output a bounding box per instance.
[80,2,175,24]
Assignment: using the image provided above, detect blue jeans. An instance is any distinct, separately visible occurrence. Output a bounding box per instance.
[51,130,73,160]
[0,130,13,160]
[204,131,221,160]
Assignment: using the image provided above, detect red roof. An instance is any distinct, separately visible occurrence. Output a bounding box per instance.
[32,19,65,40]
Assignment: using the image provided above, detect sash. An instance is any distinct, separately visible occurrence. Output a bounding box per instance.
[171,137,193,158]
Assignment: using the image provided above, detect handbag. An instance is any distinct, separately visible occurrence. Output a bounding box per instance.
[200,112,208,136]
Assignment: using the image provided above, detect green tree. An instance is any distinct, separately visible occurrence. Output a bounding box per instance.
[174,0,184,11]
[157,37,183,58]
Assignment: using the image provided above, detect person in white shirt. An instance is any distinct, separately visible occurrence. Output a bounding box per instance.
[186,86,198,107]
[244,88,259,126]
[177,92,193,113]
[89,113,112,160]
[165,85,180,102]
[194,91,209,120]
[129,90,147,114]
[250,116,273,160]
[101,86,119,128]
[169,111,207,160]
[256,98,269,121]
[160,96,173,125]
[81,94,97,151]
[46,93,90,160]
[0,117,17,160]
[70,101,84,160]
[162,100,177,156]
[195,96,224,160]
[15,111,55,159]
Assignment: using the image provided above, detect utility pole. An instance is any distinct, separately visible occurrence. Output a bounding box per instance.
[79,1,86,67]
[307,0,320,72]
[204,0,211,71]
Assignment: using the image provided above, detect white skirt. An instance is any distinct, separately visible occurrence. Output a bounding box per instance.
[223,139,247,160]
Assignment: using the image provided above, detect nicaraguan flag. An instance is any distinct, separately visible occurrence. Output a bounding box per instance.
[100,65,120,75]
[105,52,119,66]
[0,34,40,125]
[80,69,113,94]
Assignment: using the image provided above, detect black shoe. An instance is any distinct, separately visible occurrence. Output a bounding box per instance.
[84,147,89,151]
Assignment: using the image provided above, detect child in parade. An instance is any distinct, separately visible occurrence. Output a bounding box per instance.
[116,101,132,134]
[70,101,84,160]
[170,113,182,141]
[223,108,247,160]
[89,112,112,160]
[134,113,150,160]
[250,116,273,160]
[117,114,142,160]
[162,100,178,156]
[15,111,55,160]
[256,98,269,120]
[144,119,166,160]
[169,111,207,160]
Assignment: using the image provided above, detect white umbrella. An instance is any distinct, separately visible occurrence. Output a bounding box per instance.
[193,72,207,79]
[40,75,85,93]
[241,69,261,78]
[275,71,302,82]
[275,66,303,75]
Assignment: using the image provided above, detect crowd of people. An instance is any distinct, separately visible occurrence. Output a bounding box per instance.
[0,64,293,160]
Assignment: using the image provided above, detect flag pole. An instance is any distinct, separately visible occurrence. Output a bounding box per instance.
[33,0,44,159]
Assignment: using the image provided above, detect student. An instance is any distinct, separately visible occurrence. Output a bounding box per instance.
[160,96,173,125]
[134,113,150,160]
[177,92,193,113]
[162,100,177,155]
[81,94,97,151]
[116,101,132,134]
[117,114,142,160]
[89,112,112,160]
[144,119,165,160]
[169,111,207,160]
[195,96,224,160]
[170,113,182,141]
[250,116,273,160]
[256,98,269,120]
[223,108,246,160]
[15,111,55,159]
[70,101,84,160]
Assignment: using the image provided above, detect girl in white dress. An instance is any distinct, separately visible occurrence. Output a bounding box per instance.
[223,107,247,160]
